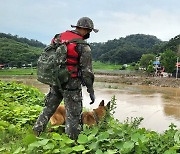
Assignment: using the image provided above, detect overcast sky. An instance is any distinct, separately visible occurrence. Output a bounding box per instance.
[1,0,180,44]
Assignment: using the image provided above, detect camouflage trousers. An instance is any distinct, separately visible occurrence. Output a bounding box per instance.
[33,78,82,140]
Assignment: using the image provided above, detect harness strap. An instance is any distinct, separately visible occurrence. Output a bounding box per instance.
[93,110,99,124]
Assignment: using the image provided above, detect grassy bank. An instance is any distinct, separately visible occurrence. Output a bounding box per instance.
[0,81,180,153]
[0,61,135,76]
[93,61,123,70]
[0,68,36,75]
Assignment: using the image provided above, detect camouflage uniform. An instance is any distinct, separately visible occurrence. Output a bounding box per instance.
[33,34,94,140]
[33,17,98,140]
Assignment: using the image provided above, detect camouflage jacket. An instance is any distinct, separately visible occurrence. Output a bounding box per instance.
[77,41,94,94]
[67,30,94,93]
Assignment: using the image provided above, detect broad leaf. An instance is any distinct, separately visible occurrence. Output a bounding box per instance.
[72,145,85,152]
[77,134,88,144]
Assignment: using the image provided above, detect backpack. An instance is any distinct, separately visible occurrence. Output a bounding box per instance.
[37,36,87,89]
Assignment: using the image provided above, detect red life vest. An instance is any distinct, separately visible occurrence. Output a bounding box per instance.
[60,31,83,77]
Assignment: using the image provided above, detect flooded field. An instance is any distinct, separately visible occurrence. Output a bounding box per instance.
[0,76,180,133]
[83,82,180,133]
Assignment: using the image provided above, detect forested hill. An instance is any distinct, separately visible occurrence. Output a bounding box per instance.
[90,34,165,64]
[0,35,43,67]
[0,33,179,68]
[0,33,46,48]
[161,34,180,56]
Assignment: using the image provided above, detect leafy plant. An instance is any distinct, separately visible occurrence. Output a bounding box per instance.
[0,81,180,154]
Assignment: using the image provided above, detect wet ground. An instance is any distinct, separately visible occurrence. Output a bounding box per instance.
[0,76,180,133]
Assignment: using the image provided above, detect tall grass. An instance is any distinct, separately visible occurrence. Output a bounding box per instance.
[0,62,133,76]
[0,68,36,75]
[93,61,122,70]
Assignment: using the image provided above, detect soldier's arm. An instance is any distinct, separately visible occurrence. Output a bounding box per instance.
[78,44,94,93]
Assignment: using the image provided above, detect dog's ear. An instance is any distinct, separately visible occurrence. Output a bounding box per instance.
[106,101,111,109]
[99,100,104,106]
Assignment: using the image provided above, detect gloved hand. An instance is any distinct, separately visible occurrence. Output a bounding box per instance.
[89,92,95,105]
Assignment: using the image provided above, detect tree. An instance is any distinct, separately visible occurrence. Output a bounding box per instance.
[160,50,176,73]
[140,54,156,70]
[147,60,155,75]
[161,34,180,53]
[91,34,163,64]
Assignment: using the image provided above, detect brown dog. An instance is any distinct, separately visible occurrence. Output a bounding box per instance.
[50,100,110,126]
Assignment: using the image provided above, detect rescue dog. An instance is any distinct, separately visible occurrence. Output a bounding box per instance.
[50,100,110,126]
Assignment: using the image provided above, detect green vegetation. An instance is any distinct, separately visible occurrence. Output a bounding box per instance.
[0,81,180,153]
[0,33,165,68]
[162,34,180,57]
[0,33,46,48]
[93,61,122,70]
[91,34,164,64]
[0,33,44,67]
[140,54,156,70]
[0,68,36,75]
[0,62,134,76]
[160,50,177,73]
[1,32,180,75]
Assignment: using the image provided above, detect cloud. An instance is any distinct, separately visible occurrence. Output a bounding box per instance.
[90,9,180,42]
[1,0,180,44]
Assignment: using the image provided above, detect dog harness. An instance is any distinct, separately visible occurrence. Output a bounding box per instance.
[93,110,99,124]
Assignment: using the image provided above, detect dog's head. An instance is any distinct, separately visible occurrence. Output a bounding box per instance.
[98,100,110,110]
[93,100,111,120]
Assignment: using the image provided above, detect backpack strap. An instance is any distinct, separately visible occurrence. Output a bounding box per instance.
[67,38,88,45]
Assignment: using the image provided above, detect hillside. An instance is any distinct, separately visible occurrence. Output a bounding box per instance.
[91,34,165,64]
[0,36,43,67]
[0,33,179,68]
[0,33,46,48]
[161,34,180,57]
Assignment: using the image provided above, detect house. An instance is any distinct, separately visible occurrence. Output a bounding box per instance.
[176,62,180,67]
[0,64,4,69]
[153,61,164,76]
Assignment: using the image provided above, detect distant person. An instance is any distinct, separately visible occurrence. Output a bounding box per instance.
[33,17,98,140]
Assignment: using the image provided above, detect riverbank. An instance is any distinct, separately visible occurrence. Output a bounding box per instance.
[0,73,180,88]
[95,74,180,88]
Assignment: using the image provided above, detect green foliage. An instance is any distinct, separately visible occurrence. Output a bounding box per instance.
[0,81,44,127]
[0,68,37,75]
[161,34,180,55]
[0,81,180,154]
[147,60,155,74]
[140,53,156,70]
[0,33,46,48]
[91,34,163,64]
[93,61,122,70]
[160,50,177,73]
[0,37,43,67]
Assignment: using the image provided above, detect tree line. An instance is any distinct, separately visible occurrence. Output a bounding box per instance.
[0,32,179,74]
[90,34,166,64]
[0,37,42,67]
[0,33,46,48]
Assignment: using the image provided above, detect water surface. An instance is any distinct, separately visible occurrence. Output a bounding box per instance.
[0,76,179,132]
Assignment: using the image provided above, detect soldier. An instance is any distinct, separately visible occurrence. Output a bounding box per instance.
[33,17,98,140]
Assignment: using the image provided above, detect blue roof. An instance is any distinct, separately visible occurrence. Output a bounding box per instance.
[153,61,160,65]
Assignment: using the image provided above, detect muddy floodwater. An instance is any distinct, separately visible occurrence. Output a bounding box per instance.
[0,76,180,133]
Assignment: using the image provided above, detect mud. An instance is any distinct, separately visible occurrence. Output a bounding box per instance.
[95,74,180,88]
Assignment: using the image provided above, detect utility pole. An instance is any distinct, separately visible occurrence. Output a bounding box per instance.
[31,62,33,75]
[176,57,179,79]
